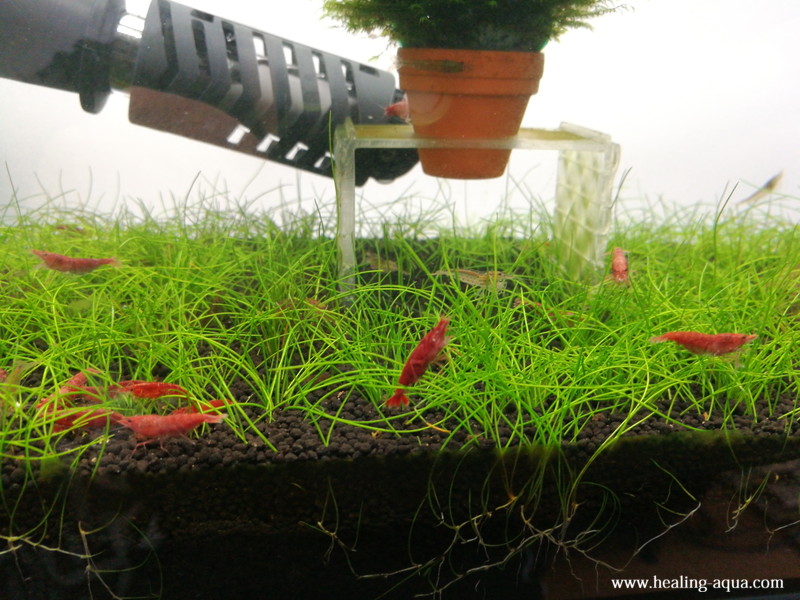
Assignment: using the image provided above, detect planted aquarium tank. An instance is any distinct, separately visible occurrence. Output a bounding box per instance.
[2,1,800,599]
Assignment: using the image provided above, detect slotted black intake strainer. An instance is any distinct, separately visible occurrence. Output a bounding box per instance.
[0,0,417,185]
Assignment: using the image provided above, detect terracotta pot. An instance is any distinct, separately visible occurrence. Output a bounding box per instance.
[397,47,545,179]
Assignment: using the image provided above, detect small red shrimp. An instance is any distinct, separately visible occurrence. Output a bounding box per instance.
[32,249,121,273]
[60,369,103,399]
[384,94,410,122]
[113,381,188,399]
[650,331,757,356]
[608,247,629,284]
[107,380,145,397]
[53,408,122,432]
[32,369,116,431]
[387,317,450,407]
[116,412,226,453]
[35,369,101,410]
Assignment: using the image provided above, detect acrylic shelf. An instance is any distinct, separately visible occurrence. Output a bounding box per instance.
[333,120,621,287]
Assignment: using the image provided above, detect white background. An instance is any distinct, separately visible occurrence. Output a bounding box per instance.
[1,0,798,226]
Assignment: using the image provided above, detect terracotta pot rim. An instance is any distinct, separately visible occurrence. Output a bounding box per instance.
[397,47,544,80]
[398,47,544,57]
[398,48,544,96]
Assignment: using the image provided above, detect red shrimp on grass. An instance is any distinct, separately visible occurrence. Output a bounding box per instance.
[387,317,451,408]
[116,412,227,455]
[34,369,119,431]
[111,380,189,399]
[52,407,122,432]
[650,331,758,356]
[608,247,629,284]
[35,369,101,412]
[32,250,121,274]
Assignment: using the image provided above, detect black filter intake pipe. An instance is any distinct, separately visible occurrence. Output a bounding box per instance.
[0,0,125,113]
[0,0,417,185]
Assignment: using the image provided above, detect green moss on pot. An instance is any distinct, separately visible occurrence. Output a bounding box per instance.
[322,0,627,52]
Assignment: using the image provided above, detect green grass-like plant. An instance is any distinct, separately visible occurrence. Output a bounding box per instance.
[1,190,799,474]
